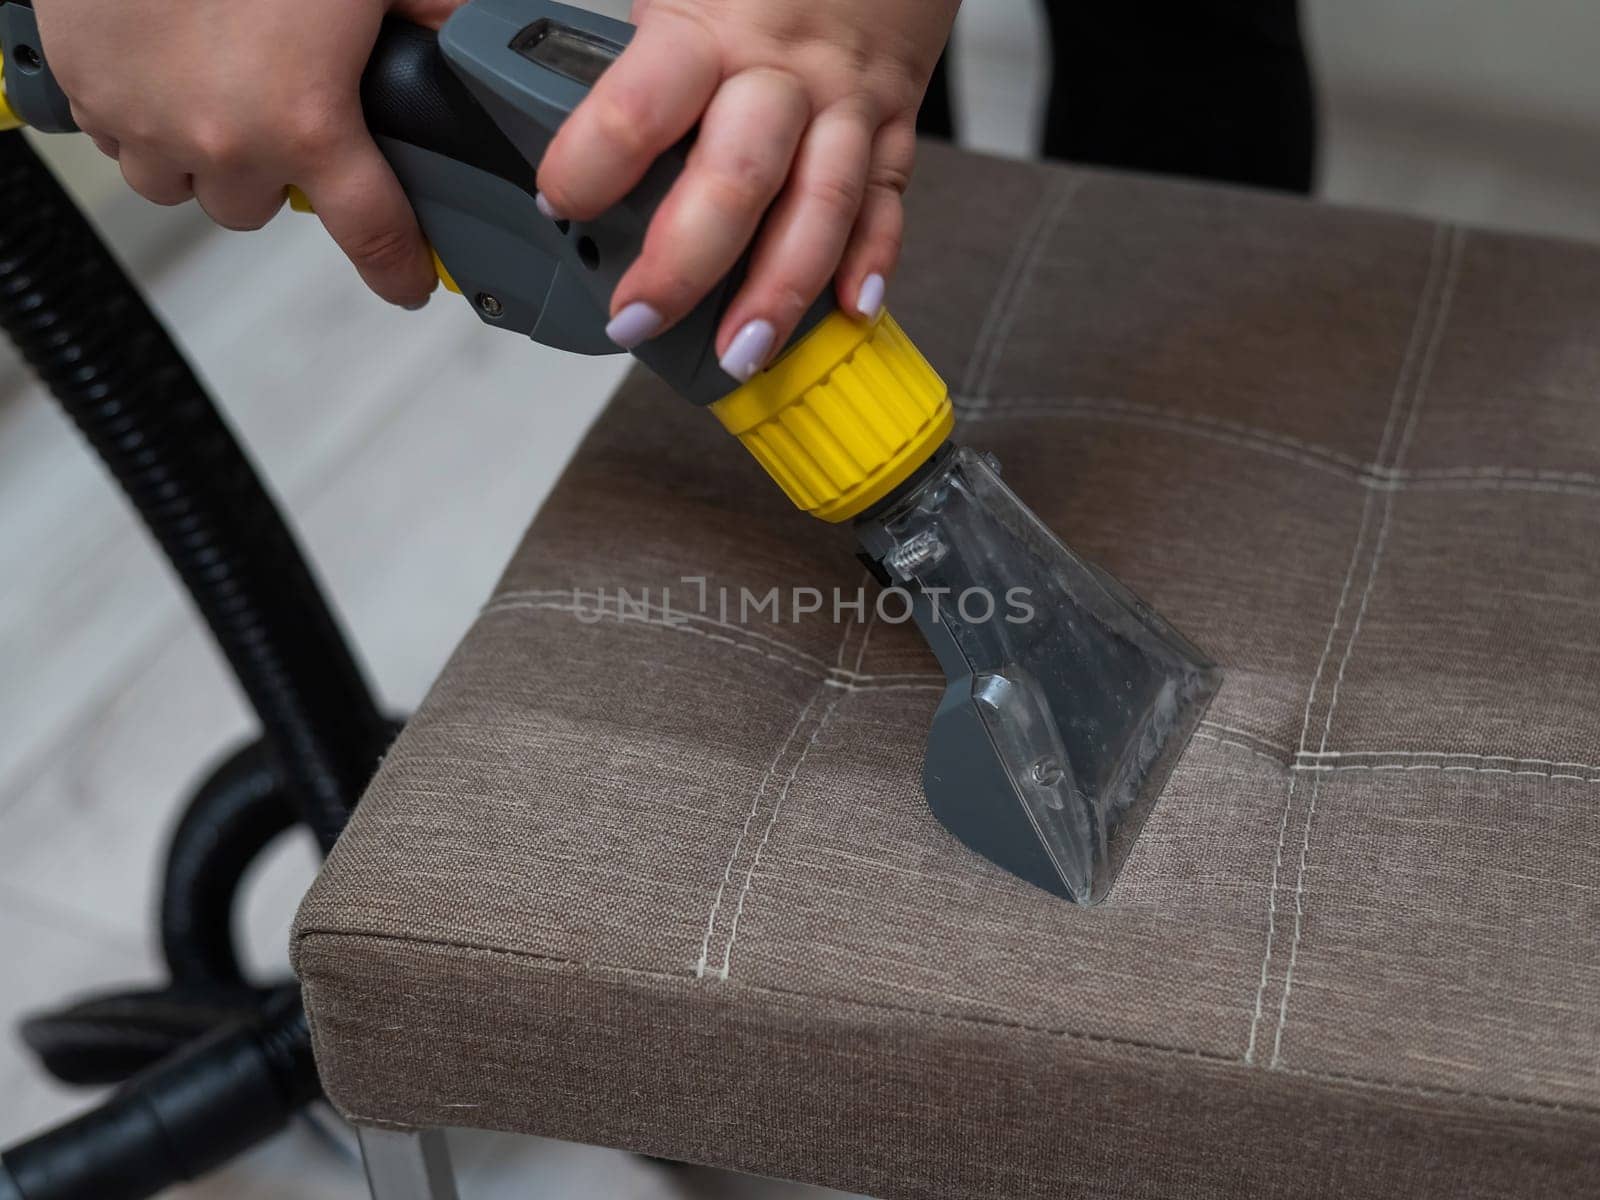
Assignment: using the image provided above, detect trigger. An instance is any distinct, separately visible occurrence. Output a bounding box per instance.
[430,249,461,294]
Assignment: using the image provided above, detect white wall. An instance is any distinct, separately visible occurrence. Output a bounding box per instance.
[1307,0,1600,240]
[951,0,1600,243]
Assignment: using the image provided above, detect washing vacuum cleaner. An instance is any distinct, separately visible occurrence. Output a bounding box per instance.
[0,1,1218,1194]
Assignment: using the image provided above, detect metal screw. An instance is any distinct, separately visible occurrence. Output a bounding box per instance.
[475,292,505,319]
[885,528,946,579]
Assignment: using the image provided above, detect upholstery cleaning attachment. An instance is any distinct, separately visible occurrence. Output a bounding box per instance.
[0,0,1221,903]
[857,447,1220,902]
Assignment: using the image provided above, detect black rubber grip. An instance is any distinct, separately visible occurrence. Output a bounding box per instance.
[361,18,538,195]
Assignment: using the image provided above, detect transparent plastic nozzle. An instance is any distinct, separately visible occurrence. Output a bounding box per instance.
[857,446,1221,904]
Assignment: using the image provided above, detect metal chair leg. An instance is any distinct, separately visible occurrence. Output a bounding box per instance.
[358,1127,460,1200]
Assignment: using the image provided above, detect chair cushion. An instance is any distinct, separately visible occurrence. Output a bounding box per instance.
[292,142,1600,1198]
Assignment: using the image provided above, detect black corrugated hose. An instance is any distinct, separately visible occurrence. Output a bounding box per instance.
[0,129,393,1197]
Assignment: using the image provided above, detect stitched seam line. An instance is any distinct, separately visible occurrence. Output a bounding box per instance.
[1244,222,1453,1066]
[1305,762,1600,785]
[694,690,827,979]
[1197,733,1600,786]
[481,594,918,686]
[964,393,1600,485]
[297,928,1600,1122]
[718,690,849,980]
[1271,226,1466,1069]
[489,588,831,667]
[958,176,1082,398]
[1302,748,1600,770]
[1243,485,1383,1065]
[696,610,863,979]
[955,396,1600,497]
[965,177,1087,401]
[482,598,1598,783]
[1193,731,1290,769]
[1199,722,1296,757]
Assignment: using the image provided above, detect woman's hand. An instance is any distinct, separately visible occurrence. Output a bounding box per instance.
[33,0,464,308]
[536,0,960,379]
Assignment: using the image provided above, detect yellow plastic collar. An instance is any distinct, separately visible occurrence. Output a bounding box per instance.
[710,309,953,523]
[0,55,26,131]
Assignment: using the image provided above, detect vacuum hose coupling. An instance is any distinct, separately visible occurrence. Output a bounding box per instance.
[708,310,955,523]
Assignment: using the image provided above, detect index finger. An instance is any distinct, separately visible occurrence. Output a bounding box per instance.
[535,11,721,221]
[304,133,437,308]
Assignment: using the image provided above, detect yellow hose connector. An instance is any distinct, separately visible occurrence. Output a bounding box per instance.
[0,55,26,132]
[709,310,953,523]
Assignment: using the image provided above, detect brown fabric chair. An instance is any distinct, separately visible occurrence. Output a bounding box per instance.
[293,142,1600,1198]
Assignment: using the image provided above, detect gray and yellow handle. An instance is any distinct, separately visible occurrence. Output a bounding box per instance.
[0,0,951,523]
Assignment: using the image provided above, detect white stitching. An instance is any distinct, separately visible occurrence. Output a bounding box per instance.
[491,588,833,668]
[1197,735,1600,787]
[695,604,862,980]
[1270,226,1466,1069]
[959,393,1369,471]
[823,679,945,694]
[484,598,821,678]
[1401,477,1600,498]
[850,608,878,676]
[717,692,850,981]
[964,177,1086,401]
[1200,721,1296,756]
[693,689,825,978]
[1242,484,1382,1065]
[710,601,867,978]
[510,592,1600,765]
[958,178,1078,398]
[484,592,940,687]
[1302,762,1600,786]
[825,672,934,691]
[308,932,1600,1124]
[1243,223,1453,1066]
[956,396,1600,499]
[961,401,1361,481]
[1302,748,1600,772]
[1404,465,1600,484]
[1192,731,1288,769]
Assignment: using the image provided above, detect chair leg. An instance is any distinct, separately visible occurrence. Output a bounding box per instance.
[358,1127,461,1200]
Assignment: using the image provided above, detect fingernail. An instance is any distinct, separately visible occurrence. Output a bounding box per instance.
[720,319,777,382]
[855,273,886,320]
[605,301,664,349]
[535,191,563,222]
[402,299,428,311]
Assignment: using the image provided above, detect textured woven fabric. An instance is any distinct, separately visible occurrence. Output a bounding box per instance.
[293,142,1600,1198]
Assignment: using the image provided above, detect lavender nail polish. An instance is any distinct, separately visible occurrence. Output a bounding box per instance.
[720,319,777,382]
[605,301,664,349]
[855,273,886,320]
[535,191,563,222]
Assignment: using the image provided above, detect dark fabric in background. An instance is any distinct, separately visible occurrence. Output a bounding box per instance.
[919,0,1317,194]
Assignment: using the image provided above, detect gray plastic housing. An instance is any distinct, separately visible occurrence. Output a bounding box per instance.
[420,0,829,405]
[0,4,76,133]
